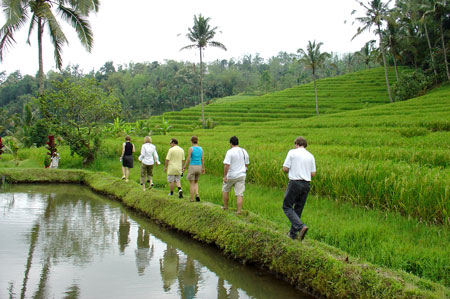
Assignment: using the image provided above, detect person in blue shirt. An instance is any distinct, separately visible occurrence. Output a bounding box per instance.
[183,136,205,202]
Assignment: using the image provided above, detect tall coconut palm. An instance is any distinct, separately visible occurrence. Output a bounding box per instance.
[397,0,438,75]
[355,40,376,69]
[181,14,226,128]
[0,0,99,94]
[422,0,450,81]
[352,0,394,103]
[297,40,330,115]
[385,19,400,81]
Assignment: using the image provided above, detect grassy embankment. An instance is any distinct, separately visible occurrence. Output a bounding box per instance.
[0,168,449,298]
[1,67,449,291]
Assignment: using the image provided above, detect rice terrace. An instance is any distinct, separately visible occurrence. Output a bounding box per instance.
[0,0,449,298]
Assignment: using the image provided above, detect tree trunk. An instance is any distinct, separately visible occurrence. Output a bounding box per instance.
[83,152,95,165]
[313,72,319,115]
[378,28,393,103]
[38,18,44,95]
[199,47,205,129]
[392,53,399,82]
[440,23,450,82]
[424,22,438,77]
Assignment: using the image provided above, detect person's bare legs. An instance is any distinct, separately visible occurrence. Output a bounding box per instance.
[189,180,196,201]
[194,180,199,198]
[121,166,126,179]
[125,168,130,182]
[222,192,229,210]
[236,196,243,214]
[169,181,175,194]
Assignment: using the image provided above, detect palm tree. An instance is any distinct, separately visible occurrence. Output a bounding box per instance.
[395,6,420,70]
[384,19,400,81]
[414,0,439,77]
[422,0,450,82]
[355,40,376,69]
[352,0,394,103]
[0,0,99,94]
[181,14,226,128]
[297,40,330,115]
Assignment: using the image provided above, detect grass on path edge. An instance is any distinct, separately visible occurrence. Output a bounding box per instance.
[0,168,449,299]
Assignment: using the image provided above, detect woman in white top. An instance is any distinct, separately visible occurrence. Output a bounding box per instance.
[50,149,60,169]
[138,136,160,191]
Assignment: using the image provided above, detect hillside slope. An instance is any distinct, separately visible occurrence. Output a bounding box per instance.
[148,67,399,130]
[168,83,450,225]
[145,83,450,286]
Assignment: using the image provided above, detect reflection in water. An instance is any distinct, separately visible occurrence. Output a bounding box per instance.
[178,256,201,299]
[160,244,179,292]
[218,278,239,299]
[20,223,39,299]
[32,257,50,299]
[63,284,80,299]
[119,214,131,253]
[135,227,154,275]
[0,184,311,299]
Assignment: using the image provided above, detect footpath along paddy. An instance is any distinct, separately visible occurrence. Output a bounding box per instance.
[1,69,449,297]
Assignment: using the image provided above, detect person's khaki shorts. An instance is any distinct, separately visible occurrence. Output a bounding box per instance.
[222,175,246,196]
[186,165,202,181]
[167,175,181,183]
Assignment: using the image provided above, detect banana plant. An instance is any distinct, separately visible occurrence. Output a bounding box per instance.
[3,137,20,166]
[109,117,125,136]
[156,117,173,135]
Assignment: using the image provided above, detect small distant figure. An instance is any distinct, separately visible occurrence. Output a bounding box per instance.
[138,136,160,191]
[49,149,60,169]
[222,136,249,214]
[121,135,135,182]
[183,136,205,202]
[282,136,316,241]
[164,138,185,198]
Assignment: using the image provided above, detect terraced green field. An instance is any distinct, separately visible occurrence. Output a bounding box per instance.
[145,83,448,286]
[2,68,449,289]
[148,67,400,130]
[161,84,450,225]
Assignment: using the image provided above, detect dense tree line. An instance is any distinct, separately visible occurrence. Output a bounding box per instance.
[0,50,377,126]
[1,0,449,140]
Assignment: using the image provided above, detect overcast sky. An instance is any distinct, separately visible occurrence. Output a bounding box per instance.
[0,0,375,76]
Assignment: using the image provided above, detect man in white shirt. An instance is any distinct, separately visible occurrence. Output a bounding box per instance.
[222,136,249,214]
[282,136,316,241]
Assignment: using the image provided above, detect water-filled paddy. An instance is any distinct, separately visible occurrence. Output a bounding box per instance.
[0,184,311,299]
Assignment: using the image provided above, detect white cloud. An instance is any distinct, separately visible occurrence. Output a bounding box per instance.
[0,0,376,76]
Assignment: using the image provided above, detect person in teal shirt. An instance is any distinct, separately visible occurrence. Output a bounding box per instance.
[183,136,205,202]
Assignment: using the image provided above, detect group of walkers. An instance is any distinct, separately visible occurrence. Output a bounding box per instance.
[120,135,316,241]
[120,135,205,202]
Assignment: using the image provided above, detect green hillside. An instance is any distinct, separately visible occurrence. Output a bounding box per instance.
[174,83,450,224]
[148,67,399,130]
[150,83,449,286]
[2,69,449,288]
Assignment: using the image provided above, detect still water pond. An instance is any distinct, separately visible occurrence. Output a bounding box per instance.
[0,184,311,299]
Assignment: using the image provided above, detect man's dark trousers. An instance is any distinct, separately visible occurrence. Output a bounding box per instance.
[283,180,310,238]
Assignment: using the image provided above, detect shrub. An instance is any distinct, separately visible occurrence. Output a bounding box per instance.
[392,71,435,102]
[29,119,50,147]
